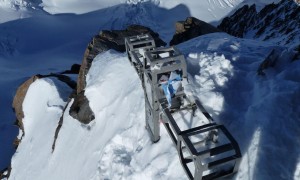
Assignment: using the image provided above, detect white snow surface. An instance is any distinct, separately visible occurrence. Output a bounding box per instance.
[9,33,300,179]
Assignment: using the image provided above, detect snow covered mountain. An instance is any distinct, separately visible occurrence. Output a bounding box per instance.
[218,0,300,46]
[0,0,43,23]
[1,0,300,179]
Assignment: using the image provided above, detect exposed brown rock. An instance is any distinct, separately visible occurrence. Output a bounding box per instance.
[170,17,222,46]
[77,45,96,94]
[12,75,41,136]
[73,25,165,124]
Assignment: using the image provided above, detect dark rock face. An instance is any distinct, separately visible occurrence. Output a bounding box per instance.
[77,24,166,94]
[219,5,257,38]
[218,0,300,46]
[69,91,95,124]
[170,17,222,46]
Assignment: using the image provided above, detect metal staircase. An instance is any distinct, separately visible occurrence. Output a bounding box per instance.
[125,34,241,180]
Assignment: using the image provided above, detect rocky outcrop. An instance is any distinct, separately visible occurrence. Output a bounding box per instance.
[72,25,166,124]
[77,25,166,94]
[12,75,41,136]
[218,0,300,46]
[69,91,94,124]
[170,17,222,46]
[12,73,77,139]
[218,5,257,38]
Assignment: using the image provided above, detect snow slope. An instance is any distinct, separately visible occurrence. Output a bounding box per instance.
[9,33,300,179]
[40,0,243,22]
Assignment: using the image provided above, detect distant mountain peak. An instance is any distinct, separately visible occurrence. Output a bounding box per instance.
[218,0,300,46]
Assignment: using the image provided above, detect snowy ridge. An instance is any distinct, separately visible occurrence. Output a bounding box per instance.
[8,33,300,179]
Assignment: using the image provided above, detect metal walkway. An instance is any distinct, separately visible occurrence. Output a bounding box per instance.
[125,34,241,180]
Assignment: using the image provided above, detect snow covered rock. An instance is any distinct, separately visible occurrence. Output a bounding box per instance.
[218,4,257,38]
[77,25,166,94]
[218,0,300,46]
[170,17,222,46]
[9,77,72,180]
[12,74,76,139]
